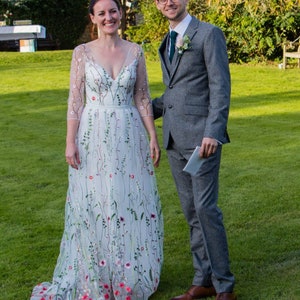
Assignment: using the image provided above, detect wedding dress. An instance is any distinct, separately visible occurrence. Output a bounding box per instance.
[30,43,163,300]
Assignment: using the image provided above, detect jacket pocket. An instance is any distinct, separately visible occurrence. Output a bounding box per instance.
[184,104,208,116]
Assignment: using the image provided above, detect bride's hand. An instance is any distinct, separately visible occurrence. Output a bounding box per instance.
[149,138,161,168]
[65,142,80,169]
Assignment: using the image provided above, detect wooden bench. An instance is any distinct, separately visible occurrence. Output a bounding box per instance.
[283,36,300,69]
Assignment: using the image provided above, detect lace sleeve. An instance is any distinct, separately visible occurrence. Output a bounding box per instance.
[67,45,86,120]
[133,46,153,117]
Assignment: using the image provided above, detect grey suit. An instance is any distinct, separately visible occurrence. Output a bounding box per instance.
[153,17,235,292]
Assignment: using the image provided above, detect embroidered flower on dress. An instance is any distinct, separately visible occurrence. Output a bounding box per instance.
[99,260,106,267]
[176,35,191,55]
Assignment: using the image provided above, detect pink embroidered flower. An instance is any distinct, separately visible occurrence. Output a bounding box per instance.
[109,174,113,178]
[129,174,134,179]
[92,96,96,101]
[104,284,110,289]
[116,259,121,266]
[89,175,93,180]
[119,282,125,288]
[114,290,120,296]
[104,294,110,299]
[125,262,131,269]
[68,265,73,270]
[82,294,90,300]
[126,296,131,300]
[99,260,106,267]
[126,286,132,292]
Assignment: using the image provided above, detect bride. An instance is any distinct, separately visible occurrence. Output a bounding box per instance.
[30,0,163,299]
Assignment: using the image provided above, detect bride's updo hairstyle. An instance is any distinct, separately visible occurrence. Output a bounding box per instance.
[89,0,121,15]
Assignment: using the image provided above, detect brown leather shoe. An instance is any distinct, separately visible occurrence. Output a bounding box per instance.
[170,285,217,300]
[216,292,237,300]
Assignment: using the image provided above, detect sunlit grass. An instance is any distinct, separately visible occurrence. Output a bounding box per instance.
[0,51,300,299]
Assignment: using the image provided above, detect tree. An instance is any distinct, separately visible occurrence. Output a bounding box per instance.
[204,0,300,62]
[125,0,300,62]
[1,0,89,49]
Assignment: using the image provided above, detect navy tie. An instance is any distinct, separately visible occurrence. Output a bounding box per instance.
[169,31,178,63]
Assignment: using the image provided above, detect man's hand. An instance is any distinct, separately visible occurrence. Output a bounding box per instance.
[200,137,218,158]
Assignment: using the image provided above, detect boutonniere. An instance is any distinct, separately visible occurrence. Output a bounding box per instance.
[176,34,191,55]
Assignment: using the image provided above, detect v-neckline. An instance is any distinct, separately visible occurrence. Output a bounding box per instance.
[85,43,133,81]
[91,59,137,81]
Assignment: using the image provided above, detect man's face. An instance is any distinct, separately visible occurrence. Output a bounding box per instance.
[155,0,188,26]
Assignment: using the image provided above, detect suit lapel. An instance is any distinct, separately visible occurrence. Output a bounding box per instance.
[159,34,170,78]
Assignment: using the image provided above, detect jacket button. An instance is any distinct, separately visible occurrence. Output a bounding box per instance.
[168,104,173,109]
[169,85,173,89]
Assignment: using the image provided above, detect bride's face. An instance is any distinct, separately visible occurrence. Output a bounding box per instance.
[90,0,122,36]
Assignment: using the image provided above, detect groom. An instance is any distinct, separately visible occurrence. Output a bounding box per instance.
[152,0,236,299]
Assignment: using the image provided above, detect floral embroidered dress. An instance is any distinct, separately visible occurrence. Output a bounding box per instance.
[30,43,163,300]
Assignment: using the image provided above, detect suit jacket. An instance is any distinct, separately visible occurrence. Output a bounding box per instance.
[153,16,230,150]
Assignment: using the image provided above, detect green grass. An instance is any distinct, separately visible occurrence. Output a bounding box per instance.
[0,51,300,300]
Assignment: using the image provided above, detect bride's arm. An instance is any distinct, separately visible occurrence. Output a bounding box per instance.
[133,46,160,167]
[65,45,85,169]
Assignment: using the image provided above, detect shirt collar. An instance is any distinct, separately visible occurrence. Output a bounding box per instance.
[169,14,192,37]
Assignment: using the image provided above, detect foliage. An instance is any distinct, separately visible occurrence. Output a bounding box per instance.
[125,0,300,62]
[1,51,300,299]
[203,0,300,62]
[1,0,300,59]
[125,0,207,61]
[0,0,89,49]
[125,0,168,60]
[187,0,207,19]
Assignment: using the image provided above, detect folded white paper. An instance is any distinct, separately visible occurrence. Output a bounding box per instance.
[183,146,205,176]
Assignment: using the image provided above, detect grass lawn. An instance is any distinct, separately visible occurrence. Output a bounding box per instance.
[0,51,300,300]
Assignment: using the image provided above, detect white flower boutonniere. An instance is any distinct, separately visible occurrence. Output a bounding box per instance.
[176,34,191,55]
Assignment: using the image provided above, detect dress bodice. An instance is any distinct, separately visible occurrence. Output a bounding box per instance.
[85,59,138,107]
[67,42,153,120]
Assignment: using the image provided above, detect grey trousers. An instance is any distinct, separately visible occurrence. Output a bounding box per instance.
[167,143,235,293]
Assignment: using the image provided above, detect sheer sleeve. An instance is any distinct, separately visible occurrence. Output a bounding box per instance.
[133,46,153,117]
[67,45,86,120]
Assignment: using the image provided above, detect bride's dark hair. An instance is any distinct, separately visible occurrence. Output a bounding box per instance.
[89,0,121,15]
